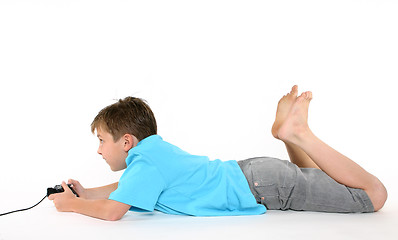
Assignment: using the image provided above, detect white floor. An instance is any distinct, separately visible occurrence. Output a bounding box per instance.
[1,194,396,240]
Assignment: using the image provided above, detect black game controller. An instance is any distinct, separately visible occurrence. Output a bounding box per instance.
[47,184,79,197]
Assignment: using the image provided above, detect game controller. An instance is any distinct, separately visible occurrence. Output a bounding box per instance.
[47,184,79,197]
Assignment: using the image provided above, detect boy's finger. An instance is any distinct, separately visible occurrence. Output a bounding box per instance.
[61,181,72,193]
[68,179,79,187]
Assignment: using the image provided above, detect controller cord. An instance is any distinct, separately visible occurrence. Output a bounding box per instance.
[0,195,47,216]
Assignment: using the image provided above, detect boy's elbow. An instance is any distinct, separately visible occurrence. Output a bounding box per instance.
[107,213,123,221]
[104,210,125,221]
[104,201,130,221]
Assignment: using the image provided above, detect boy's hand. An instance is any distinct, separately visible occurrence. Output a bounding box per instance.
[48,181,130,220]
[48,181,77,212]
[68,179,87,199]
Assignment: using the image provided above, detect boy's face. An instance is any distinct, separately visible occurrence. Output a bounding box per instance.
[96,128,129,171]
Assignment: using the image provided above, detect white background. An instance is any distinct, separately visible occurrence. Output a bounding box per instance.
[0,1,397,239]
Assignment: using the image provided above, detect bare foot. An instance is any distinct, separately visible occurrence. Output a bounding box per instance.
[271,85,298,139]
[277,91,313,144]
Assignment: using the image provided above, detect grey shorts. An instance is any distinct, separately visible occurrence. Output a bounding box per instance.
[238,157,374,213]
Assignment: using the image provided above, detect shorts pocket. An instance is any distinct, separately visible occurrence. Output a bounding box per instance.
[250,157,298,210]
[255,183,282,210]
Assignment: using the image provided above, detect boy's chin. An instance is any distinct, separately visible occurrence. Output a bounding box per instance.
[109,165,127,172]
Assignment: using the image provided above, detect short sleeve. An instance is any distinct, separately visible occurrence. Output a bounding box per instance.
[109,155,166,212]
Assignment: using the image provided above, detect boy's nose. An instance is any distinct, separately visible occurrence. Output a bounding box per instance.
[97,148,102,155]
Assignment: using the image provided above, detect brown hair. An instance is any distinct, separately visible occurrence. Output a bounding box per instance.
[91,97,157,142]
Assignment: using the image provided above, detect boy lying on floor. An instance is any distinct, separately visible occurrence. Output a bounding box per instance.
[49,85,387,220]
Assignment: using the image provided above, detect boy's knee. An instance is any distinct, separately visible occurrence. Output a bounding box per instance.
[366,178,387,212]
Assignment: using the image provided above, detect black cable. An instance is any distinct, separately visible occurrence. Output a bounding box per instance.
[0,195,47,216]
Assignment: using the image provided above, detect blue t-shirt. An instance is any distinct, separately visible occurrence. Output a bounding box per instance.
[109,135,266,216]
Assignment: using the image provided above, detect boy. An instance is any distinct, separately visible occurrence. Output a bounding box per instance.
[49,86,387,221]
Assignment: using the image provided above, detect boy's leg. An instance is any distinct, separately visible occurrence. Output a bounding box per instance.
[275,91,387,211]
[284,143,319,169]
[272,85,319,169]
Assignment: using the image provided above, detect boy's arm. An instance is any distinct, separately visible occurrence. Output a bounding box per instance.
[49,182,130,221]
[68,179,118,199]
[85,182,119,199]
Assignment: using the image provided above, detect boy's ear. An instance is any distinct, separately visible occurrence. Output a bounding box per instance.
[122,134,139,151]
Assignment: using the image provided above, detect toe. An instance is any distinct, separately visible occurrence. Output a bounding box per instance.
[306,91,313,100]
[300,91,308,100]
[291,85,298,96]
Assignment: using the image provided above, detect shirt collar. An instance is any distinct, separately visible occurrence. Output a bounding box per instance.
[136,134,162,146]
[126,135,162,166]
